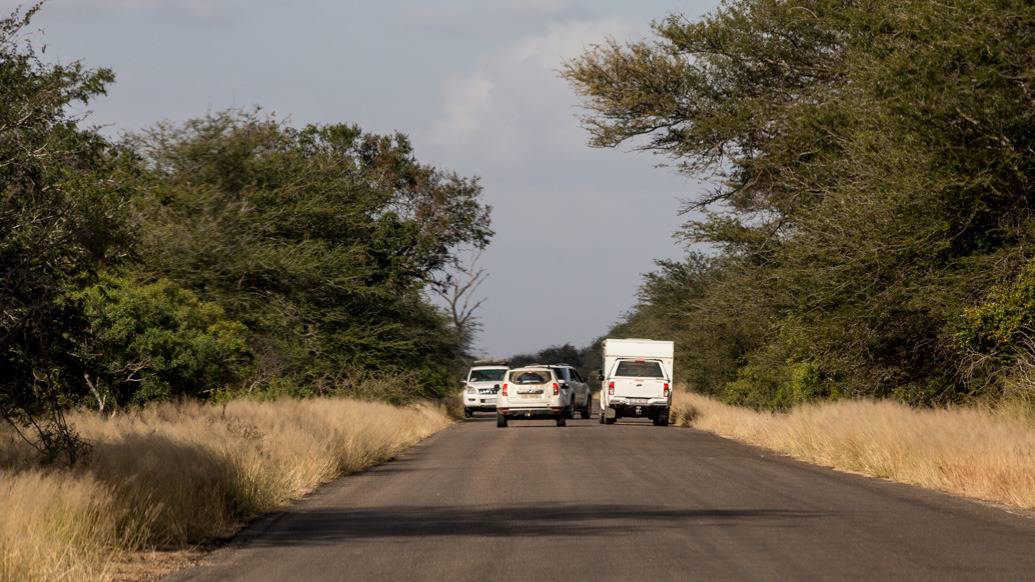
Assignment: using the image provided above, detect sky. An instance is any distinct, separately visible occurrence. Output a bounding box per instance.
[6,0,721,356]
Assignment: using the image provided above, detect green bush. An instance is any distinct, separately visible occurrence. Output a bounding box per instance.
[74,275,251,407]
[954,261,1035,359]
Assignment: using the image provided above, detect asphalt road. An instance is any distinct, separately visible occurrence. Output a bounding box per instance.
[170,414,1035,581]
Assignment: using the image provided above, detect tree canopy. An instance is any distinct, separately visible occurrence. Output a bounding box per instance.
[0,4,493,460]
[125,111,492,397]
[565,0,1035,408]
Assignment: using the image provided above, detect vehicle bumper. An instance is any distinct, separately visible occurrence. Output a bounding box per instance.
[497,406,565,418]
[464,395,498,410]
[605,399,669,418]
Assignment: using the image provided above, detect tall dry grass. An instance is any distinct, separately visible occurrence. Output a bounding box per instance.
[0,398,451,582]
[670,391,1035,510]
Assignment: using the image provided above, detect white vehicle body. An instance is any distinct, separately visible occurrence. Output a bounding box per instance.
[546,364,592,418]
[600,338,674,426]
[462,366,508,415]
[495,367,573,427]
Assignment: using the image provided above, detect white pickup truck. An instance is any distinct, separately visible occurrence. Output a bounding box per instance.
[599,338,673,426]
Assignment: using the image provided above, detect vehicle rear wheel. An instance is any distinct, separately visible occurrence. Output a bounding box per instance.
[582,395,593,419]
[599,409,605,424]
[496,413,508,428]
[556,414,566,427]
[654,414,669,427]
[463,407,472,418]
[604,414,616,425]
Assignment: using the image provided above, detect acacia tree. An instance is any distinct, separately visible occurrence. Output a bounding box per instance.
[566,0,1035,406]
[0,4,125,461]
[126,112,493,397]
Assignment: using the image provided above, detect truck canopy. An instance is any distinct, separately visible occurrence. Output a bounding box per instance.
[603,338,674,383]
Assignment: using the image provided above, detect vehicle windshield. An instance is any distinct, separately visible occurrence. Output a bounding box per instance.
[469,368,507,382]
[509,370,552,384]
[614,360,665,378]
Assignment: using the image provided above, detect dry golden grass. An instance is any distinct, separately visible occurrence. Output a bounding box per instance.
[0,398,451,582]
[670,391,1035,510]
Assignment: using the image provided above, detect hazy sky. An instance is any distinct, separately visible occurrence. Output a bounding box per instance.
[7,0,721,356]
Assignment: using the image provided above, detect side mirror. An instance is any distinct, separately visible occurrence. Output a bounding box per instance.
[459,379,467,386]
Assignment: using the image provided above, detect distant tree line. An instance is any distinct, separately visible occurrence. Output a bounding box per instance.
[0,5,491,461]
[507,342,602,382]
[564,0,1035,409]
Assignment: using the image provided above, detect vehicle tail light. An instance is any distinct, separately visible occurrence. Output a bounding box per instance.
[502,383,508,396]
[552,383,559,395]
[663,382,670,396]
[607,381,614,395]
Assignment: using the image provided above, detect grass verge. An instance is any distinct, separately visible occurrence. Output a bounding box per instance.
[0,398,451,581]
[670,391,1035,510]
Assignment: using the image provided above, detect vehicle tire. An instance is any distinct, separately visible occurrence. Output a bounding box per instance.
[655,413,669,427]
[583,395,593,419]
[463,407,472,418]
[556,414,566,427]
[599,409,606,424]
[496,413,508,428]
[604,413,616,425]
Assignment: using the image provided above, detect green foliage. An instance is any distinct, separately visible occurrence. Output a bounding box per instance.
[73,275,251,406]
[955,262,1035,356]
[0,4,124,462]
[567,0,1035,407]
[124,110,492,399]
[1,4,494,464]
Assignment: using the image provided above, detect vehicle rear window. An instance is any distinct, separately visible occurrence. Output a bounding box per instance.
[614,360,665,378]
[469,368,506,382]
[509,370,552,384]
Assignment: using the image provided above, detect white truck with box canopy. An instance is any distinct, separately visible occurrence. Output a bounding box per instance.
[599,338,673,426]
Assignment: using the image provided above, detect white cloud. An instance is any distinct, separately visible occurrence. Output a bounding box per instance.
[510,16,627,68]
[428,72,495,147]
[423,16,631,162]
[401,0,586,33]
[501,0,579,16]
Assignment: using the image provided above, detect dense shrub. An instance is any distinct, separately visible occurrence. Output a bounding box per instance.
[74,275,251,407]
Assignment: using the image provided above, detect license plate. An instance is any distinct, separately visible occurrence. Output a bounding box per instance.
[517,388,543,394]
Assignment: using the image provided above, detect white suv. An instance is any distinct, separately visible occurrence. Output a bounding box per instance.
[546,364,592,419]
[461,366,508,417]
[496,367,573,427]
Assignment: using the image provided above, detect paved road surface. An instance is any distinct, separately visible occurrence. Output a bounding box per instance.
[170,414,1035,581]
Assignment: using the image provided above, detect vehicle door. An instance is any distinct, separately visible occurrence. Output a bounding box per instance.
[568,368,589,406]
[608,359,669,400]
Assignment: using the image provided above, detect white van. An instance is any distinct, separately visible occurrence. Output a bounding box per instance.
[599,338,674,426]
